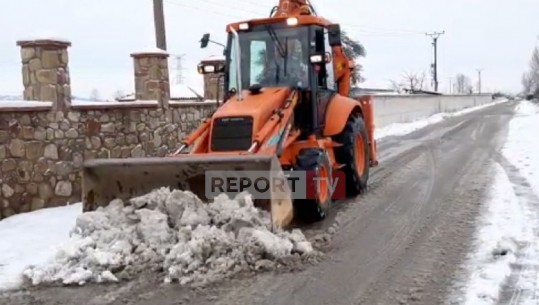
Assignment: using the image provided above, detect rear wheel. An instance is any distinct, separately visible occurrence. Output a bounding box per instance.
[332,113,370,197]
[293,148,332,223]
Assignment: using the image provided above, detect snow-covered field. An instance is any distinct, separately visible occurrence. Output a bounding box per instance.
[454,100,539,304]
[0,98,513,293]
[0,203,81,291]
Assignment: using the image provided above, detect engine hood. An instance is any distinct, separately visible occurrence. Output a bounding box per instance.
[213,87,292,132]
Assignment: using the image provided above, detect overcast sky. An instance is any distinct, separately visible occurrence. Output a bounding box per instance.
[0,0,537,99]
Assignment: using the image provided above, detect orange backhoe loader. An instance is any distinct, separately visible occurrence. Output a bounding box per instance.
[82,0,378,229]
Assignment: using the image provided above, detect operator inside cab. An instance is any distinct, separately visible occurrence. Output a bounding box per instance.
[257,38,308,88]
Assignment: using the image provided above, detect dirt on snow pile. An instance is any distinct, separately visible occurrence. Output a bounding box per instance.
[22,188,315,287]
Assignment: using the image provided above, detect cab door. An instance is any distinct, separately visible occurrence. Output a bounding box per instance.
[312,26,337,134]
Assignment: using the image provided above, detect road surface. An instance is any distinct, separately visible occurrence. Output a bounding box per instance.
[0,101,517,305]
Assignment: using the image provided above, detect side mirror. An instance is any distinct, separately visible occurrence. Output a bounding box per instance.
[309,52,331,64]
[197,62,225,74]
[327,24,342,47]
[200,33,210,48]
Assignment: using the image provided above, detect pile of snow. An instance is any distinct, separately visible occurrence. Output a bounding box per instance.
[375,98,509,139]
[21,189,313,287]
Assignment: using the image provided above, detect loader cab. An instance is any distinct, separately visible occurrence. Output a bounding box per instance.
[215,18,343,135]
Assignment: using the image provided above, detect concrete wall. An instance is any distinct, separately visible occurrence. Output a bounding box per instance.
[371,94,493,128]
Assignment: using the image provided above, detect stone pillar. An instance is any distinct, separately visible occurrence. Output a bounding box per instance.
[131,50,170,106]
[16,39,71,110]
[200,56,225,101]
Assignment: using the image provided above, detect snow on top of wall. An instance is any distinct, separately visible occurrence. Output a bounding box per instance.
[131,47,169,55]
[18,30,71,43]
[71,99,158,107]
[0,101,53,108]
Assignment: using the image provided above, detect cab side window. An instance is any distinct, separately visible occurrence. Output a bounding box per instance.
[313,28,336,91]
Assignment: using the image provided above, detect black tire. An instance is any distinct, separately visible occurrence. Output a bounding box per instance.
[332,114,370,197]
[293,148,332,223]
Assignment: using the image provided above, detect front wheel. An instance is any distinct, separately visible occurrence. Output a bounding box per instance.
[332,113,370,197]
[293,148,333,223]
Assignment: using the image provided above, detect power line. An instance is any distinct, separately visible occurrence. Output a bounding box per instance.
[425,31,445,92]
[168,0,426,36]
[164,0,243,20]
[198,0,266,16]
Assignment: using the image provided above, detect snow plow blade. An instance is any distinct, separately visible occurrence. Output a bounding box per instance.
[81,155,294,229]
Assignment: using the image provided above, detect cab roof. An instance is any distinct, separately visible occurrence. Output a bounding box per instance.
[226,15,333,32]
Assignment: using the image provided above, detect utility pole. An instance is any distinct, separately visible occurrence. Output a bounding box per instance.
[476,68,483,94]
[153,0,167,50]
[426,31,445,92]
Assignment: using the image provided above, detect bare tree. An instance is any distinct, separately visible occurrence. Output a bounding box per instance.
[402,72,426,91]
[113,90,125,100]
[454,74,473,94]
[388,80,403,93]
[90,89,100,101]
[522,43,539,96]
[522,73,533,94]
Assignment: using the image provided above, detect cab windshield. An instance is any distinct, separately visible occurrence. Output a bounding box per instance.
[227,25,309,91]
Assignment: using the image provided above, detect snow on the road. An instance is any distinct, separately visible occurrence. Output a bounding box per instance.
[0,203,82,291]
[455,100,539,305]
[20,189,313,288]
[375,98,509,139]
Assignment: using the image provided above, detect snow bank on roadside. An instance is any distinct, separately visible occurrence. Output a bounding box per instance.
[375,98,509,139]
[458,163,527,304]
[502,100,539,193]
[21,189,313,287]
[0,203,81,291]
[455,100,539,304]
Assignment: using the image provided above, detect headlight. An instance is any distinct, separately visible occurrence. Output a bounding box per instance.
[239,23,250,30]
[286,17,298,26]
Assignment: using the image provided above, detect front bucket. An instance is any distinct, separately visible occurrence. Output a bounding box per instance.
[82,154,294,229]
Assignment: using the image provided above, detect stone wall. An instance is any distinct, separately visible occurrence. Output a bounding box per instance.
[0,38,222,219]
[131,51,170,104]
[0,102,216,219]
[17,39,71,109]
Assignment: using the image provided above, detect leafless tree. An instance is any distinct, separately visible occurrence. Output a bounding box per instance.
[522,73,534,94]
[454,74,473,94]
[113,90,125,100]
[388,80,404,93]
[402,72,426,91]
[90,89,100,101]
[522,43,539,96]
